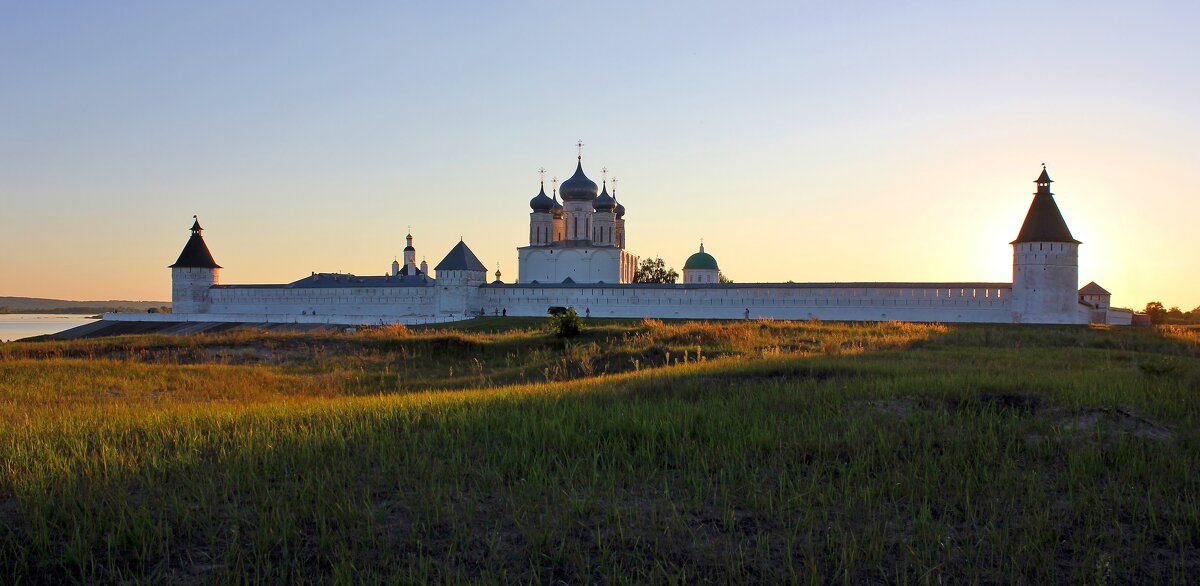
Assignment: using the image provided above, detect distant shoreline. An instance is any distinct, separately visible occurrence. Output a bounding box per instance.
[0,308,160,315]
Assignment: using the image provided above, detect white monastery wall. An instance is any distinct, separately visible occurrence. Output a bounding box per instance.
[481,283,1015,322]
[207,285,438,319]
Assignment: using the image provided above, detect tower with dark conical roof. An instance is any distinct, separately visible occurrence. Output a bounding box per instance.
[1011,166,1084,324]
[170,216,221,314]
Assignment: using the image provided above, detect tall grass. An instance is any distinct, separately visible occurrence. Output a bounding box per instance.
[1,321,1197,582]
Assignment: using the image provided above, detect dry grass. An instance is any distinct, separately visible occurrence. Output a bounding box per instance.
[1,320,1198,583]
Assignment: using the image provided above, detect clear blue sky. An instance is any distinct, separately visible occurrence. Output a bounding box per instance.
[2,1,1197,309]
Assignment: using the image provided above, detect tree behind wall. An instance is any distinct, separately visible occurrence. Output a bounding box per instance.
[1142,301,1200,324]
[632,257,679,284]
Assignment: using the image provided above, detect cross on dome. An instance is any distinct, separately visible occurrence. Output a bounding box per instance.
[576,140,584,160]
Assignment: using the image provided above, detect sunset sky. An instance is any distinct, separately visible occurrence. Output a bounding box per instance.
[2,1,1197,310]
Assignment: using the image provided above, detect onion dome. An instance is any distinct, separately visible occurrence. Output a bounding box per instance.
[683,243,719,271]
[593,181,616,211]
[529,182,554,212]
[551,192,564,218]
[559,159,598,202]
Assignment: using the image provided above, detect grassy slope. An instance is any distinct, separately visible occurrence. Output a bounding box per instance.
[1,320,1198,584]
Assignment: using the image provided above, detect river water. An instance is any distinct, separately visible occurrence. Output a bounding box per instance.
[0,314,98,342]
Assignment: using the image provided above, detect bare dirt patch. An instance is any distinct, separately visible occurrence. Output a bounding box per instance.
[1056,406,1173,441]
[854,398,919,417]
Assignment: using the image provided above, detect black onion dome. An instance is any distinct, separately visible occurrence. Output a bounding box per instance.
[552,196,564,217]
[593,182,616,210]
[559,160,598,202]
[529,182,554,212]
[615,201,626,218]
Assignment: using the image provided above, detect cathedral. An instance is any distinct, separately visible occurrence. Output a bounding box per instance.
[135,152,1132,327]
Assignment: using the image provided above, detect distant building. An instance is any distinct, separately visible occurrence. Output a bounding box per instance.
[124,157,1133,326]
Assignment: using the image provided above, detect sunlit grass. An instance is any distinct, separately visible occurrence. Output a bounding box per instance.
[1,320,1197,582]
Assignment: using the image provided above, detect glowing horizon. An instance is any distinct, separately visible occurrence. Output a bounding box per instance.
[2,2,1197,311]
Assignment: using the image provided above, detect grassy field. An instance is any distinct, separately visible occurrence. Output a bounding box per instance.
[1,319,1198,584]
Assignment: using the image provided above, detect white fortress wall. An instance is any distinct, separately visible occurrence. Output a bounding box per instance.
[103,312,465,326]
[481,282,1014,323]
[207,284,439,319]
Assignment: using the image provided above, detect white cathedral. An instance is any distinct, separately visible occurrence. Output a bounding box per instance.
[137,151,1133,327]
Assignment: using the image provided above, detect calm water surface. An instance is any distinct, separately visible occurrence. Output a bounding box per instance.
[0,314,97,342]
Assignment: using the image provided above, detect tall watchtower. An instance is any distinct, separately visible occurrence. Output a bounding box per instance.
[1011,166,1082,324]
[170,217,221,314]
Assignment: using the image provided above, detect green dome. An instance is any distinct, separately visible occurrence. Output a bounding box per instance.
[683,244,719,271]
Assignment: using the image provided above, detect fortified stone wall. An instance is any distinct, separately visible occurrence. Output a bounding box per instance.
[208,285,438,319]
[480,283,1015,323]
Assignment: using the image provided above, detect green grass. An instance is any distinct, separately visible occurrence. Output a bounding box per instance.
[1,320,1198,583]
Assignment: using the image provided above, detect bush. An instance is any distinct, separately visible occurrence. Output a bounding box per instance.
[551,308,584,338]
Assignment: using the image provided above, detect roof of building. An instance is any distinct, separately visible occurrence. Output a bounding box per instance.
[169,219,222,268]
[529,182,555,212]
[434,240,487,272]
[559,159,598,202]
[1079,281,1111,295]
[1013,167,1079,244]
[593,182,616,210]
[683,244,719,270]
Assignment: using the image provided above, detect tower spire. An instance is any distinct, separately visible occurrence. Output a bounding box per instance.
[1035,163,1053,194]
[576,139,584,160]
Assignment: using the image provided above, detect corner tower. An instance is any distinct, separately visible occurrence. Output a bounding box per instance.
[1011,166,1083,324]
[170,216,221,314]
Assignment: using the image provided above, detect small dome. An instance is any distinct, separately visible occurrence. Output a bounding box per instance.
[593,182,616,211]
[529,182,554,212]
[559,159,598,202]
[615,200,625,218]
[683,243,719,271]
[552,194,564,218]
